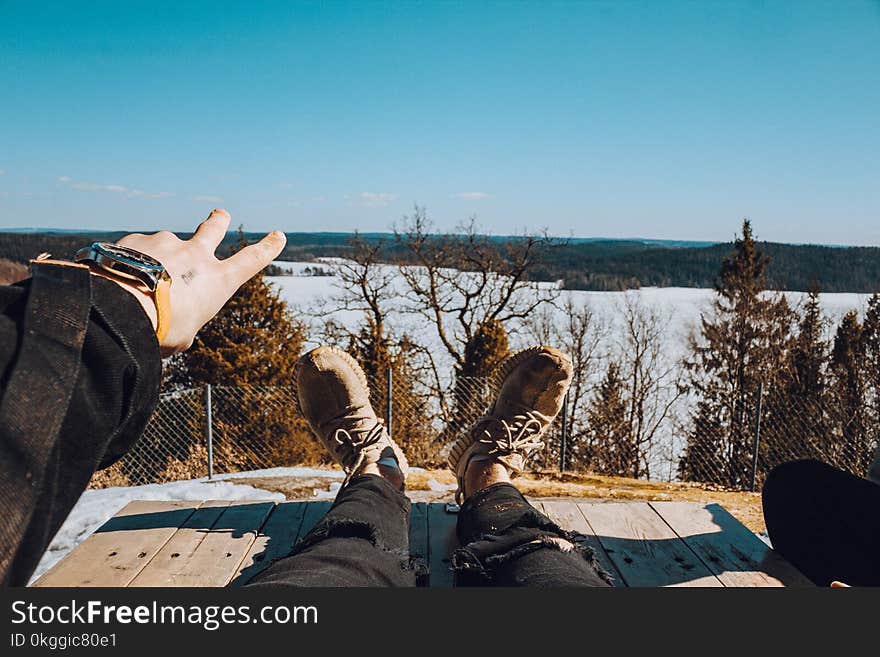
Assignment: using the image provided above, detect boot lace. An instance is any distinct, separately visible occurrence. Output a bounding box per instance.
[333,423,387,487]
[477,411,546,456]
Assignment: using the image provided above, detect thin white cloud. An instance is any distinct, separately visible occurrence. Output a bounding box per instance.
[58,176,172,199]
[358,191,396,208]
[456,191,490,201]
[190,194,224,203]
[0,169,6,176]
[278,182,295,190]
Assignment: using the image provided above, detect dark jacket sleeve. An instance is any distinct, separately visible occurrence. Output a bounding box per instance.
[0,263,161,585]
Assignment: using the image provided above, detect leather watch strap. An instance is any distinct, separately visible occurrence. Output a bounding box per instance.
[154,277,172,344]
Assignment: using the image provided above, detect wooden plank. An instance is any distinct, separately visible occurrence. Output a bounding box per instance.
[141,500,275,587]
[34,500,200,587]
[229,501,309,586]
[650,502,813,587]
[541,500,624,586]
[427,503,458,587]
[409,502,429,586]
[128,501,232,587]
[579,502,722,587]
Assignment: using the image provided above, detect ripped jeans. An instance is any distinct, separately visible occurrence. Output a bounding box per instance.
[244,475,612,588]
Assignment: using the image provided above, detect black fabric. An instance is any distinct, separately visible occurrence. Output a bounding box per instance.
[244,475,418,588]
[245,478,611,588]
[0,271,161,585]
[763,459,880,587]
[453,482,613,587]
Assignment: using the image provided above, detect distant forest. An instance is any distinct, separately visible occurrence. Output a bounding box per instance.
[0,229,878,293]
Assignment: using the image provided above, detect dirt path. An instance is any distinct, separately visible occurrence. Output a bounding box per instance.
[231,467,767,533]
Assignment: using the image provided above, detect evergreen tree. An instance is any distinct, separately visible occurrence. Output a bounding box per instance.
[348,316,439,466]
[458,319,511,379]
[783,284,831,459]
[680,220,795,487]
[583,361,632,476]
[829,310,871,473]
[443,319,513,460]
[862,293,880,479]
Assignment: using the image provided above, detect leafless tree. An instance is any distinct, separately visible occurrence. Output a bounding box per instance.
[394,206,560,375]
[524,297,607,470]
[614,292,684,478]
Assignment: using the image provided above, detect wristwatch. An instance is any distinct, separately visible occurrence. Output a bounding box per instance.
[75,242,172,343]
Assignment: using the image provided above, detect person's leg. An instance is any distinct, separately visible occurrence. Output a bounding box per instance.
[762,459,880,586]
[245,472,417,587]
[244,346,416,588]
[452,459,611,587]
[447,346,612,587]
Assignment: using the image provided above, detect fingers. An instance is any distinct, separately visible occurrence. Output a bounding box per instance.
[192,209,232,251]
[831,581,850,588]
[224,230,287,287]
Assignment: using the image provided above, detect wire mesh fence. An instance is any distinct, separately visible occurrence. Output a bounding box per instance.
[90,373,879,492]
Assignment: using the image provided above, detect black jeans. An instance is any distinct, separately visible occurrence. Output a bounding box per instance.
[245,475,612,588]
[763,459,880,587]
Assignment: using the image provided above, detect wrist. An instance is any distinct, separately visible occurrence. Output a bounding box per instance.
[87,268,159,333]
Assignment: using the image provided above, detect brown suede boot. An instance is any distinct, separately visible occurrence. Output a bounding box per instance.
[293,346,409,487]
[447,346,573,502]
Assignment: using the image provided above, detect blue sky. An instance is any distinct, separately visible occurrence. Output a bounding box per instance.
[0,1,878,245]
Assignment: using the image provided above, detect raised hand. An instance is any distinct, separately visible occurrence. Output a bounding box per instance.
[106,209,286,356]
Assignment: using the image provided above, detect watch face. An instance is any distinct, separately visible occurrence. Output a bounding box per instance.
[93,242,164,270]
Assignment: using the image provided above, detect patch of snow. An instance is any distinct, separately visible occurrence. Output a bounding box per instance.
[426,478,457,492]
[756,531,772,548]
[30,478,284,585]
[213,466,344,481]
[313,481,342,500]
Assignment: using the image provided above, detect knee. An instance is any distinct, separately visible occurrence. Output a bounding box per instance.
[764,459,827,499]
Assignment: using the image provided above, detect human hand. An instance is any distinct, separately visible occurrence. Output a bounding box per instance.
[104,209,286,357]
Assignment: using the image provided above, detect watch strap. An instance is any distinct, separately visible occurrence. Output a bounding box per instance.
[154,277,172,344]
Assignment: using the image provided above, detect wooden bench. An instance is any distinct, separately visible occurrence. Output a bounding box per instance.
[33,500,811,587]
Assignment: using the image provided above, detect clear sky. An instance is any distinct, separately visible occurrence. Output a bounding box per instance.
[0,1,878,245]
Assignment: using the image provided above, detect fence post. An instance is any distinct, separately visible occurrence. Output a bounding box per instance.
[385,368,393,439]
[205,384,214,480]
[559,391,569,474]
[750,381,764,492]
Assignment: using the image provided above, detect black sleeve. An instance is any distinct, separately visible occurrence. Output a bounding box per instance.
[0,264,161,585]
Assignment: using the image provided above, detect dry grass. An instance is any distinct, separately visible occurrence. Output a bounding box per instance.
[230,466,767,533]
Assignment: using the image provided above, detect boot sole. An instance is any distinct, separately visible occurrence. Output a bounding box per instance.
[446,345,569,472]
[291,345,372,418]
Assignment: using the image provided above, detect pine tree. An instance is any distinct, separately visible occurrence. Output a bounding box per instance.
[583,361,633,476]
[348,316,439,466]
[443,319,513,460]
[862,293,880,480]
[783,284,830,460]
[829,310,870,472]
[680,220,795,487]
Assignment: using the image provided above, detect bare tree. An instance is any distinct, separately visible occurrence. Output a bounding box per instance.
[332,233,396,336]
[394,207,560,376]
[524,297,606,470]
[614,292,684,479]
